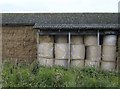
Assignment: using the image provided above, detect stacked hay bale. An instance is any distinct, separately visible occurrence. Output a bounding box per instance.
[71,36,85,68]
[84,35,101,68]
[55,36,68,67]
[37,33,118,71]
[37,36,54,67]
[101,35,117,71]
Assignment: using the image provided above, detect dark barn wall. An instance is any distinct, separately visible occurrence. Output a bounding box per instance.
[118,35,120,70]
[2,26,37,62]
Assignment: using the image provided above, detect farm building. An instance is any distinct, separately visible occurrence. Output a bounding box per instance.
[2,13,120,71]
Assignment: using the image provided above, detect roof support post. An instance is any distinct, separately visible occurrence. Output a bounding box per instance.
[68,32,71,68]
[37,30,40,61]
[37,30,40,44]
[97,30,100,46]
[97,30,100,62]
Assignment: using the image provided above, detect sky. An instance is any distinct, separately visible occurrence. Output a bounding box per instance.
[0,0,119,13]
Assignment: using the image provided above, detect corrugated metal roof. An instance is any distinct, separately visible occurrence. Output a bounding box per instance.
[2,13,119,30]
[2,13,35,25]
[33,24,119,30]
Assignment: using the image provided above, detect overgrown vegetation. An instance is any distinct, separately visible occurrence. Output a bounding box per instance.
[1,61,119,87]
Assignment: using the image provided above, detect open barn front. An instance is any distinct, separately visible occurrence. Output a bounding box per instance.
[36,29,119,71]
[2,13,120,71]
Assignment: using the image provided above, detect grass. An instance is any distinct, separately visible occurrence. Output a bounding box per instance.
[1,60,119,88]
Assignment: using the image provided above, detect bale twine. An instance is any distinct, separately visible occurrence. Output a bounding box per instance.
[86,46,101,62]
[84,35,97,46]
[38,58,53,67]
[102,45,116,62]
[85,60,100,68]
[71,44,85,60]
[71,60,84,68]
[37,43,53,58]
[39,35,54,43]
[55,59,68,67]
[71,36,83,44]
[55,36,67,43]
[101,61,115,71]
[55,43,68,59]
[103,35,117,46]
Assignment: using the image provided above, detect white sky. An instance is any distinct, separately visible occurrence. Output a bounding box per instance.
[0,0,119,13]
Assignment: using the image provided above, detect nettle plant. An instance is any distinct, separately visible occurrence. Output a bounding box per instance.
[1,61,119,87]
